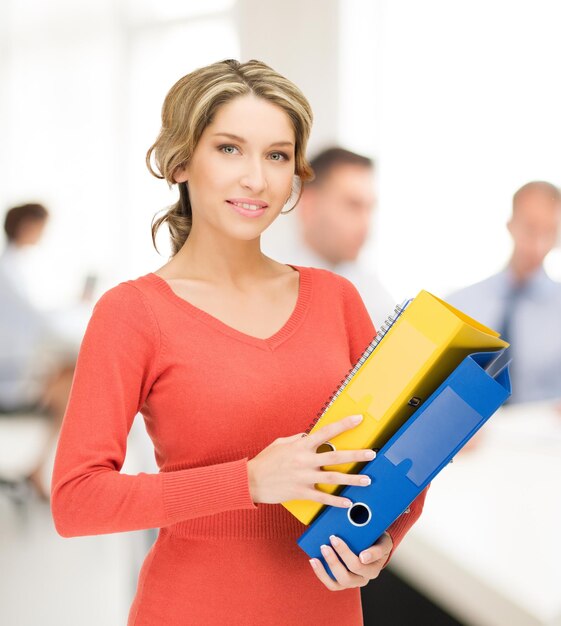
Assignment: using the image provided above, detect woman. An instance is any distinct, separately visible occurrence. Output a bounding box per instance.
[51,59,427,625]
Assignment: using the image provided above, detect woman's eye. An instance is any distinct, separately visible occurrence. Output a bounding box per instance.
[220,145,239,155]
[269,152,288,161]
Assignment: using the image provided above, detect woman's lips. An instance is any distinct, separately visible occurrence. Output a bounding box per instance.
[227,198,268,209]
[226,200,267,218]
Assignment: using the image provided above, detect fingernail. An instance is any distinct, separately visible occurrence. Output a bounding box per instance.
[309,558,318,569]
[329,535,340,547]
[351,414,363,423]
[359,476,371,485]
[343,499,353,507]
[321,544,330,555]
[360,552,371,564]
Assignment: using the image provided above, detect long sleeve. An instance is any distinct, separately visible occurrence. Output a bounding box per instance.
[337,273,429,561]
[50,283,257,539]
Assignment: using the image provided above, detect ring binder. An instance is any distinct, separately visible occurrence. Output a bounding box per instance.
[303,300,411,435]
[297,350,512,580]
[283,291,509,525]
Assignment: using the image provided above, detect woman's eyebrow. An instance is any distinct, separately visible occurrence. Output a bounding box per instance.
[212,132,294,148]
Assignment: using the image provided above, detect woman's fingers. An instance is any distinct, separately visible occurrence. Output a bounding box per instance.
[313,470,372,488]
[314,448,376,467]
[309,533,392,591]
[250,414,372,506]
[311,542,364,589]
[301,469,370,507]
[327,535,370,577]
[304,414,364,450]
[309,556,342,591]
[366,531,393,565]
[299,486,354,509]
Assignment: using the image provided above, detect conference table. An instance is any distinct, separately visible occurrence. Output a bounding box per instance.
[389,401,561,626]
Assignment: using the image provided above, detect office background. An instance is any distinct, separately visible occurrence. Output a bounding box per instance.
[2,0,560,309]
[1,1,560,625]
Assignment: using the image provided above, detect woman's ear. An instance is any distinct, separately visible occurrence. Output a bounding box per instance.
[173,163,189,184]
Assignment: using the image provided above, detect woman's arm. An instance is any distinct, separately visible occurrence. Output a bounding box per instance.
[50,283,257,538]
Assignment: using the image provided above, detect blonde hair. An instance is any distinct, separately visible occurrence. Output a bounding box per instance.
[147,58,315,256]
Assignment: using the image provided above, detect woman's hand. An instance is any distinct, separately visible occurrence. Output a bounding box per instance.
[247,414,376,507]
[309,531,393,590]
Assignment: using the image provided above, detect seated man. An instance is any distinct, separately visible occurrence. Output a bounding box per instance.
[447,181,561,405]
[0,204,76,499]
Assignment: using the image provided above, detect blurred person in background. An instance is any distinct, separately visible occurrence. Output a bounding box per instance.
[1,203,49,304]
[290,147,396,329]
[447,181,561,405]
[0,203,76,500]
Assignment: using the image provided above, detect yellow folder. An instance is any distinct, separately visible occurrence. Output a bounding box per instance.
[282,290,509,525]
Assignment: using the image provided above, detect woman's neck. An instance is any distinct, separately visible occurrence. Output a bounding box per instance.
[161,231,281,286]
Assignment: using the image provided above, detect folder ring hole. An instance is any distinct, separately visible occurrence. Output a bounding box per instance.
[347,502,372,527]
[316,442,335,454]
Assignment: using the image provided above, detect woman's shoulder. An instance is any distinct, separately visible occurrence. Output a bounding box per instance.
[85,276,160,346]
[91,273,159,322]
[292,264,359,297]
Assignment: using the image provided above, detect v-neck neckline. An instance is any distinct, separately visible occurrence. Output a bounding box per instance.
[144,264,312,351]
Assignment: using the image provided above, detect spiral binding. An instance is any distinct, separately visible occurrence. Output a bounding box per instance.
[303,298,413,436]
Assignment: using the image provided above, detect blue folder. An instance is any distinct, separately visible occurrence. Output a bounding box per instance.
[297,350,511,580]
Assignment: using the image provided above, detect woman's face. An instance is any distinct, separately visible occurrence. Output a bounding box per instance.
[174,94,296,240]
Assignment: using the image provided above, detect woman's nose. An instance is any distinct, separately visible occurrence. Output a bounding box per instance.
[240,158,267,193]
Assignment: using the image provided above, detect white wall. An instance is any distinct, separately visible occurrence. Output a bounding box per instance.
[0,0,240,306]
[1,0,124,306]
[2,0,561,301]
[340,0,561,300]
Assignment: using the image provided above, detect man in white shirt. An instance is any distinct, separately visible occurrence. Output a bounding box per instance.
[0,203,50,306]
[0,203,56,410]
[289,147,395,330]
[447,181,561,404]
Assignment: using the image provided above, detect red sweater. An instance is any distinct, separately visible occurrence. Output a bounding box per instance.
[51,264,427,626]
